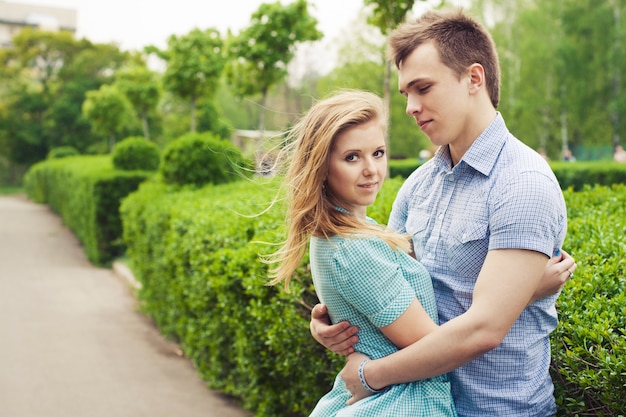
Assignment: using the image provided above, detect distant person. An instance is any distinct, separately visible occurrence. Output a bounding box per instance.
[614,144,626,163]
[418,148,432,161]
[310,9,576,416]
[563,148,576,162]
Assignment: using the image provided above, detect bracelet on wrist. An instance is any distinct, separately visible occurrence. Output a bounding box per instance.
[358,359,386,393]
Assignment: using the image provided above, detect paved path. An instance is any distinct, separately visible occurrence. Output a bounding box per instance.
[0,195,252,417]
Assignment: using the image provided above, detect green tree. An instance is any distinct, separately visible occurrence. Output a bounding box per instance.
[115,65,161,140]
[225,0,322,165]
[148,28,225,133]
[82,85,135,151]
[0,28,87,161]
[364,0,416,149]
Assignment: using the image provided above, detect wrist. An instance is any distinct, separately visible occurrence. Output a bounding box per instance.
[358,359,387,393]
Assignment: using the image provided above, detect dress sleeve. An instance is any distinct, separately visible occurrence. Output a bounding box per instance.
[332,237,415,328]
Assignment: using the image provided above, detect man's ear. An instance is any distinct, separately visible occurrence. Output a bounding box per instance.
[468,63,486,93]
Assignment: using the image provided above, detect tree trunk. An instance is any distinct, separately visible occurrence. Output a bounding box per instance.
[190,96,197,133]
[611,1,621,149]
[257,89,268,174]
[141,109,150,140]
[383,58,392,177]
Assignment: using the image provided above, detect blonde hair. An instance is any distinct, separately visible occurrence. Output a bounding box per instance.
[267,90,411,291]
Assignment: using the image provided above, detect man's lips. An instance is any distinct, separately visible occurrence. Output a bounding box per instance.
[418,119,432,129]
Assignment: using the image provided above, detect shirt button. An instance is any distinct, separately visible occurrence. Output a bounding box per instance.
[448,175,454,182]
[438,213,444,220]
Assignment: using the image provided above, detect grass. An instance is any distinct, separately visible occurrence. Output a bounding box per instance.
[0,186,24,195]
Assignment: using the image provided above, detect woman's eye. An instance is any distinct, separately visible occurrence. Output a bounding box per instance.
[374,150,385,158]
[345,154,358,162]
[419,85,431,94]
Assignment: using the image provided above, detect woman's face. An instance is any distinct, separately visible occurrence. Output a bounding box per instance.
[326,119,387,219]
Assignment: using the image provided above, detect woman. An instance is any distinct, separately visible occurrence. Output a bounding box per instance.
[267,90,457,416]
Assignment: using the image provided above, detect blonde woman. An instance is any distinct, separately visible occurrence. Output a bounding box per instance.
[267,90,457,416]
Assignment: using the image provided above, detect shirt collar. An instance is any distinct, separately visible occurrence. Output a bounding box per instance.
[432,112,508,177]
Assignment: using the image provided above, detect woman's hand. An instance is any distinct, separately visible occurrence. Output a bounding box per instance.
[531,249,577,302]
[340,352,377,405]
[310,304,359,356]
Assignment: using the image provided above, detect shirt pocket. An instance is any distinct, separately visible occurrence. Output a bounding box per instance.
[445,219,489,279]
[406,209,430,261]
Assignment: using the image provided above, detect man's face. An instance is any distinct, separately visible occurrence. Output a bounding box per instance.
[398,41,471,147]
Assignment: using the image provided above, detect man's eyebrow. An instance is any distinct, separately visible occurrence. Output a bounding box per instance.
[399,78,422,94]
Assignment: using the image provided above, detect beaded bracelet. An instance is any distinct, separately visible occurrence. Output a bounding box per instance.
[358,359,386,393]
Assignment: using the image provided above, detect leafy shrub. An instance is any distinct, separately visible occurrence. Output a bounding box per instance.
[551,184,626,416]
[159,132,250,186]
[23,155,152,265]
[120,177,626,416]
[47,146,79,159]
[550,161,626,190]
[112,136,160,171]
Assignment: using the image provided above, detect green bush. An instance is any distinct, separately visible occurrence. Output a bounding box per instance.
[120,177,626,417]
[47,146,79,159]
[389,159,626,190]
[159,132,250,186]
[551,184,626,416]
[551,161,626,190]
[112,136,160,171]
[23,155,152,265]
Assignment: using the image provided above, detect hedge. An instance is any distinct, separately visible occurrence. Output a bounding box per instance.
[388,159,626,190]
[120,179,348,415]
[23,155,152,265]
[551,184,626,416]
[120,172,626,416]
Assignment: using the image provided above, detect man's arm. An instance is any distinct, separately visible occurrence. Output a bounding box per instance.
[311,250,574,356]
[341,248,546,402]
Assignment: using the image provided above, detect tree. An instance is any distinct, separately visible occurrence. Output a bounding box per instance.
[148,28,225,133]
[116,65,161,140]
[82,85,135,151]
[225,0,322,166]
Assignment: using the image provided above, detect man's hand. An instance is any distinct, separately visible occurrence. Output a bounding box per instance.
[340,352,376,405]
[310,304,359,356]
[532,250,577,302]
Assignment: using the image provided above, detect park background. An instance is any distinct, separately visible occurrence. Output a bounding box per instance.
[2,0,626,416]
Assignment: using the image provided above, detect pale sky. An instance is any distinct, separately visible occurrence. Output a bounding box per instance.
[8,0,464,75]
[11,0,365,50]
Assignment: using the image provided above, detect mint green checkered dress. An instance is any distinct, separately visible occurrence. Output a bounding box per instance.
[309,225,457,417]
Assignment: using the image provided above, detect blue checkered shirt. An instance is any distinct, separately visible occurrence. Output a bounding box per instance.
[388,113,567,417]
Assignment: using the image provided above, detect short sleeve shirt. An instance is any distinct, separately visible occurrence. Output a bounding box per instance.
[308,220,456,417]
[388,114,567,417]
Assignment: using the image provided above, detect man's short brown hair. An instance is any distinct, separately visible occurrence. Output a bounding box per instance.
[388,9,501,108]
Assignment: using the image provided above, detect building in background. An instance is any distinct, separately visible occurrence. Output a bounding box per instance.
[0,0,76,47]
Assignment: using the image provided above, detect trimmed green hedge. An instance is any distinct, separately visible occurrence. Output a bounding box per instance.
[552,184,626,416]
[23,155,152,265]
[120,176,625,416]
[122,171,626,416]
[120,179,349,416]
[389,159,626,190]
[112,136,160,171]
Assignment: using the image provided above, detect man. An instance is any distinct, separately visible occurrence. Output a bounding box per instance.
[311,9,575,416]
